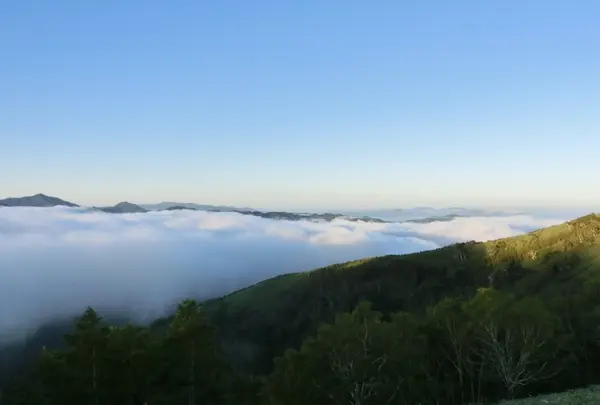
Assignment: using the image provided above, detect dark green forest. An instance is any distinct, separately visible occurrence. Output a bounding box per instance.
[3,214,600,404]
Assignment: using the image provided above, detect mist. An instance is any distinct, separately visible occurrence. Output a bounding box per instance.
[0,206,568,341]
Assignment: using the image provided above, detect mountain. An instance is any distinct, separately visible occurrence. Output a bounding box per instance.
[0,193,78,207]
[95,202,147,214]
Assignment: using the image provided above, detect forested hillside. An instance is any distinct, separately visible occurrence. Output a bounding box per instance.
[3,214,600,404]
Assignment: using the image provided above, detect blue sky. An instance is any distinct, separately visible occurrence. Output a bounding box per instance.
[1,1,599,211]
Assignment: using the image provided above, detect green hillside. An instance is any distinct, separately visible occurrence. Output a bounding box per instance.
[197,213,600,373]
[217,212,600,311]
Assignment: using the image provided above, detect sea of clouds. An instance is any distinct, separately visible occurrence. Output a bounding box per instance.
[0,206,569,339]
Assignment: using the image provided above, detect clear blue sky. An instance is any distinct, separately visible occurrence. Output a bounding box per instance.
[1,1,599,210]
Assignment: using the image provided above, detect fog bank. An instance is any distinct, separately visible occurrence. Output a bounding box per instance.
[0,206,566,340]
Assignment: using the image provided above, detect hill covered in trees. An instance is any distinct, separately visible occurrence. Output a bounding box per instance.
[3,213,600,404]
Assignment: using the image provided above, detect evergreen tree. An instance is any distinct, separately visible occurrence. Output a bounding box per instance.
[162,299,228,405]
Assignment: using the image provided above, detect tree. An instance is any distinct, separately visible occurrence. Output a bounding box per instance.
[427,297,483,404]
[62,307,109,405]
[27,348,69,405]
[104,323,155,405]
[468,289,558,398]
[267,301,428,405]
[25,308,111,405]
[161,299,227,405]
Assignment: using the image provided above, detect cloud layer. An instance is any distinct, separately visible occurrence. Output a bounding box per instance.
[0,207,567,340]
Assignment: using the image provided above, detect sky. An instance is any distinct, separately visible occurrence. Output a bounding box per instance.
[1,1,599,210]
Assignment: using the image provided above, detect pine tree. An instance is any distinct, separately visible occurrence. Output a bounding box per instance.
[161,300,228,405]
[62,307,109,405]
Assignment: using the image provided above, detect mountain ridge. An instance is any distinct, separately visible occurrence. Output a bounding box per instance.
[0,193,545,225]
[0,193,78,207]
[0,194,393,223]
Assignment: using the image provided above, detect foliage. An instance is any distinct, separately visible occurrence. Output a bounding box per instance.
[267,302,428,405]
[3,302,231,405]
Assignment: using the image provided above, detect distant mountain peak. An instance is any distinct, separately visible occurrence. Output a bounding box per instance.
[96,202,147,214]
[115,201,137,207]
[0,193,78,207]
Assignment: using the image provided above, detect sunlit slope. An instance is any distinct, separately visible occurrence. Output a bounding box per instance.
[198,213,600,373]
[210,213,600,310]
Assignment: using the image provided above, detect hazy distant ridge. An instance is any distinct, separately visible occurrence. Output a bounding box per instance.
[0,193,506,224]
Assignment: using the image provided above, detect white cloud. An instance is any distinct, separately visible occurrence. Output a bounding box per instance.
[403,215,564,243]
[0,207,568,341]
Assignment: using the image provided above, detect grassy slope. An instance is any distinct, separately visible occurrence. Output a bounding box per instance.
[498,386,600,404]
